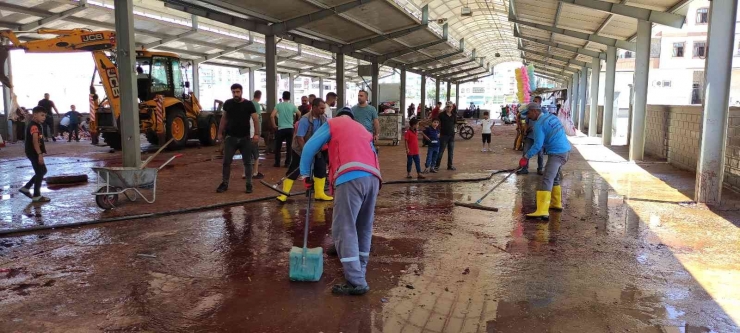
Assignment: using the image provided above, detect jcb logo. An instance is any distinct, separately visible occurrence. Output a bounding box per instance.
[82,33,104,43]
[106,68,120,98]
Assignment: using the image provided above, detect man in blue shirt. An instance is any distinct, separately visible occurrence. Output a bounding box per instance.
[276,98,332,202]
[518,102,572,220]
[351,90,379,140]
[518,96,544,175]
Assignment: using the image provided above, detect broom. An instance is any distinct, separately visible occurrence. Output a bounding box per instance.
[288,176,323,282]
[453,169,519,212]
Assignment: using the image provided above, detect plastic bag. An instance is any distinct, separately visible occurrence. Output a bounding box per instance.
[558,105,577,136]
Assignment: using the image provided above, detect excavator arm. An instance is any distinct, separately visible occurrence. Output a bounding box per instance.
[0,28,121,135]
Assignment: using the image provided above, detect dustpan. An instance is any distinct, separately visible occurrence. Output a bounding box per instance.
[289,185,323,282]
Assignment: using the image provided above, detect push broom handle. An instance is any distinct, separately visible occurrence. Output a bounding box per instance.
[302,165,315,253]
[476,169,519,204]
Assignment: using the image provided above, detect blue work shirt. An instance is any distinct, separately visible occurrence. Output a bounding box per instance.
[296,116,325,137]
[525,112,571,159]
[300,122,375,186]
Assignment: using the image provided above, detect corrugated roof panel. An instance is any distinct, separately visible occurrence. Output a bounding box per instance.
[519,25,552,40]
[341,1,418,34]
[599,15,639,40]
[552,34,590,48]
[558,3,610,32]
[300,16,376,43]
[625,0,675,11]
[516,0,559,25]
[218,0,318,21]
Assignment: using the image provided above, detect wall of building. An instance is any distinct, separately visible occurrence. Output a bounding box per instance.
[643,105,740,192]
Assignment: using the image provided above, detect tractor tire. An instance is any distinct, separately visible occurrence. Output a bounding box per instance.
[103,132,122,150]
[198,115,218,146]
[145,132,159,146]
[166,107,189,150]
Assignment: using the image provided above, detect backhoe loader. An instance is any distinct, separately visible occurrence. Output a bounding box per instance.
[0,28,219,150]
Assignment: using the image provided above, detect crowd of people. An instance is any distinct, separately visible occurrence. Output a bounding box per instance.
[12,85,571,296]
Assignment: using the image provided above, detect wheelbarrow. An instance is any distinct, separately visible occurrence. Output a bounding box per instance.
[92,139,180,209]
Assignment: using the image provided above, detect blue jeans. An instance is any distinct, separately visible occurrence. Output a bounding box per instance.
[407,155,421,173]
[425,146,439,168]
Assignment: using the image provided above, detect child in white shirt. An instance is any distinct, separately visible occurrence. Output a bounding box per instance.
[480,111,494,152]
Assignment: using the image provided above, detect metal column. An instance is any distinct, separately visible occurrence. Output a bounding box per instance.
[603,46,617,146]
[455,83,460,109]
[629,20,652,161]
[248,67,255,98]
[371,60,379,107]
[578,67,587,132]
[115,0,141,167]
[435,79,441,104]
[446,81,451,103]
[696,0,739,205]
[289,74,295,103]
[318,77,324,100]
[571,72,579,122]
[420,74,427,118]
[567,79,573,115]
[588,56,601,137]
[2,42,11,142]
[336,53,345,108]
[266,34,277,112]
[400,67,406,125]
[191,60,200,99]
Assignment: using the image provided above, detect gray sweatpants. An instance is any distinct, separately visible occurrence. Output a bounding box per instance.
[332,175,380,288]
[539,152,569,191]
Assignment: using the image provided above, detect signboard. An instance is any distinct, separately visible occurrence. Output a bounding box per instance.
[472,87,485,94]
[357,65,373,77]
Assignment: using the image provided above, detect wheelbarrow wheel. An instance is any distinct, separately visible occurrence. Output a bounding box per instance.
[459,125,474,140]
[95,188,119,210]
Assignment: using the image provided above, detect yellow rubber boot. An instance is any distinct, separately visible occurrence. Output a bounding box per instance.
[550,185,563,211]
[526,191,551,220]
[277,179,294,202]
[313,177,333,201]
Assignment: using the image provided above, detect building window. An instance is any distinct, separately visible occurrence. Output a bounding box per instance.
[696,8,708,24]
[624,51,633,58]
[673,42,685,57]
[693,41,707,58]
[692,83,702,104]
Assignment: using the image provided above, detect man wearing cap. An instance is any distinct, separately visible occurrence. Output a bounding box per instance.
[435,101,457,171]
[518,101,572,220]
[300,106,381,296]
[517,98,545,175]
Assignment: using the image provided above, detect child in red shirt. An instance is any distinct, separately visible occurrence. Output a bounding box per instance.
[405,118,425,179]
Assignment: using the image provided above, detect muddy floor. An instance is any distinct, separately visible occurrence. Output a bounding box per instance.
[1,121,739,332]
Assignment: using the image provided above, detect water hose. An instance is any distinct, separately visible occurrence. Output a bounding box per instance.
[0,169,517,236]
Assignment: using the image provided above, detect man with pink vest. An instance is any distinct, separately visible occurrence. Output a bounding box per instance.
[300,106,382,296]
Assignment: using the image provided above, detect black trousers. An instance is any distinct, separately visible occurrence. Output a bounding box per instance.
[24,155,47,197]
[286,150,327,180]
[274,128,294,166]
[222,136,253,186]
[43,116,54,139]
[435,135,455,169]
[68,124,79,141]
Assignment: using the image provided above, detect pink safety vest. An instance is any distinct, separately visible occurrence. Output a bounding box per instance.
[327,116,382,188]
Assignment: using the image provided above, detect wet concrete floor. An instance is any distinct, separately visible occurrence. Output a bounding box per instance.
[1,123,739,332]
